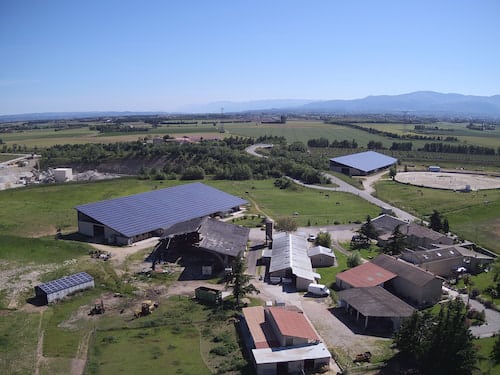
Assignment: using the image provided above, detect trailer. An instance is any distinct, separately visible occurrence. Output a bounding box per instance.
[195,286,222,305]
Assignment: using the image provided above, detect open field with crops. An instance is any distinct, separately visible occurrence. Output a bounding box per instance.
[355,121,500,149]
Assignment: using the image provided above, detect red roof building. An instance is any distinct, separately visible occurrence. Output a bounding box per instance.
[336,262,396,289]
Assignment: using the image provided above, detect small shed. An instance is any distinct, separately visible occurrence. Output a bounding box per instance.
[53,168,73,182]
[35,272,94,304]
[308,246,336,267]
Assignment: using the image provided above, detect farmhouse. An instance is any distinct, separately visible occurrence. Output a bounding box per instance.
[400,245,494,277]
[371,254,442,307]
[338,286,415,330]
[240,306,331,374]
[35,272,94,304]
[371,214,454,249]
[308,245,336,267]
[75,182,247,245]
[329,151,397,176]
[157,216,250,267]
[268,233,320,291]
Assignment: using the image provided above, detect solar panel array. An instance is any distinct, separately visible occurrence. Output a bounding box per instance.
[37,272,94,295]
[75,182,248,238]
[330,151,397,173]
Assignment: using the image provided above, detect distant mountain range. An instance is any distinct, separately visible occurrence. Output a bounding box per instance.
[2,92,500,122]
[299,91,500,117]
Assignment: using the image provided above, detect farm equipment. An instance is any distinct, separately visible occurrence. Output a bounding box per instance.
[134,300,158,318]
[89,249,111,261]
[353,352,372,363]
[89,299,105,315]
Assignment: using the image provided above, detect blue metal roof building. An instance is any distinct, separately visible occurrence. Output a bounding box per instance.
[75,182,248,245]
[35,272,94,304]
[329,151,397,176]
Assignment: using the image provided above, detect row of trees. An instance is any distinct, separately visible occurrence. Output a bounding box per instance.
[307,137,358,149]
[422,142,496,155]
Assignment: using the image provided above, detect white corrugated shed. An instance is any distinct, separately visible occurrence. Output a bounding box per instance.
[269,233,319,285]
[308,245,335,258]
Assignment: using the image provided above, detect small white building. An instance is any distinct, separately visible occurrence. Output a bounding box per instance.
[35,272,94,304]
[54,168,73,182]
[308,246,336,267]
[428,166,441,172]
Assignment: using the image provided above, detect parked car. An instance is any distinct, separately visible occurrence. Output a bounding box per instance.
[307,234,317,242]
[308,283,330,296]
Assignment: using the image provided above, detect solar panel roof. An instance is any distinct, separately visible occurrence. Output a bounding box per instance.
[330,151,397,173]
[75,182,248,238]
[37,272,93,295]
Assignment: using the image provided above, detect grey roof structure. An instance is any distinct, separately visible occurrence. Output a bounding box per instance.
[371,254,437,287]
[330,151,397,173]
[402,247,463,264]
[36,272,94,295]
[198,218,250,257]
[270,233,320,281]
[75,182,247,238]
[372,214,452,244]
[338,286,415,317]
[161,217,249,258]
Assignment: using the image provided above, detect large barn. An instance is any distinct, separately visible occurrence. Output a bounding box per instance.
[329,151,397,176]
[75,182,248,245]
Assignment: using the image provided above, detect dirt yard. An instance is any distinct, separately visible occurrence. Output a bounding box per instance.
[395,171,500,191]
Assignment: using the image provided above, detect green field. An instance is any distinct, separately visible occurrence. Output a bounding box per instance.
[0,122,225,148]
[374,179,500,253]
[355,122,500,149]
[0,178,380,238]
[226,120,393,147]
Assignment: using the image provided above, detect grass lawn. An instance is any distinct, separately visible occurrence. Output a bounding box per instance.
[316,251,348,289]
[0,235,90,263]
[0,311,40,375]
[86,296,248,375]
[475,336,500,374]
[0,178,380,237]
[374,179,500,253]
[88,325,210,375]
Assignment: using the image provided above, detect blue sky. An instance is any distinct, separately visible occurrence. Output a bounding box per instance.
[1,0,499,114]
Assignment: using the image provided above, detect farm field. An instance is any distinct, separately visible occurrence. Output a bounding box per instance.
[0,123,224,148]
[226,120,393,147]
[355,121,500,149]
[374,179,500,253]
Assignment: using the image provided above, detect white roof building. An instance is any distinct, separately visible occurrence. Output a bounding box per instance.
[269,233,320,290]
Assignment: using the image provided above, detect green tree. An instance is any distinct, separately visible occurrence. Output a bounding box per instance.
[389,167,397,178]
[395,299,477,375]
[429,210,443,232]
[180,166,205,180]
[226,256,259,307]
[384,224,407,255]
[315,232,332,248]
[275,216,298,232]
[443,218,450,233]
[347,251,362,268]
[359,215,378,239]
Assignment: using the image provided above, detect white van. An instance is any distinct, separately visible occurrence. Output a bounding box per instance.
[307,283,330,297]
